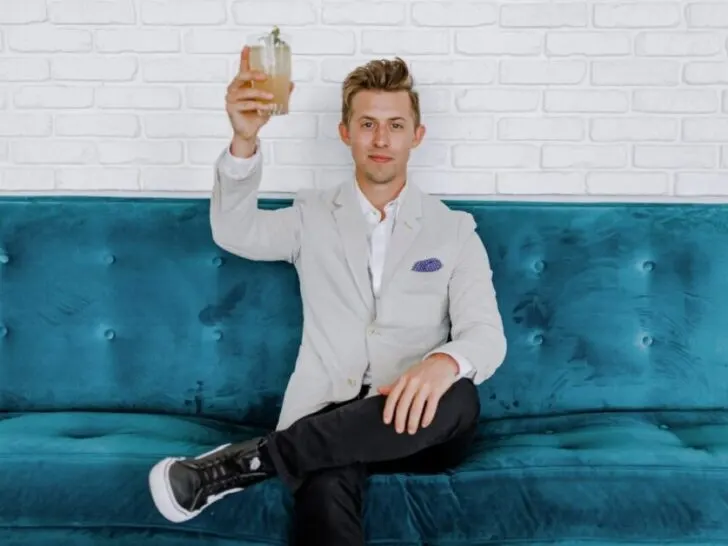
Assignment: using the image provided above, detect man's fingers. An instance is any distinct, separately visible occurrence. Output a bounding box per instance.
[407,386,430,435]
[239,46,250,74]
[378,384,392,396]
[383,377,405,425]
[226,88,274,103]
[421,392,441,429]
[394,379,419,434]
[228,101,276,114]
[230,71,267,91]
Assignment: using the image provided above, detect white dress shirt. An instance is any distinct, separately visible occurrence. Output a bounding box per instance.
[222,145,474,384]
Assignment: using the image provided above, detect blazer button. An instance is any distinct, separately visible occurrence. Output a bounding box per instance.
[348,378,357,387]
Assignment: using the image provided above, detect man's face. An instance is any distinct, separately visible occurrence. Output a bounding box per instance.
[338,90,425,186]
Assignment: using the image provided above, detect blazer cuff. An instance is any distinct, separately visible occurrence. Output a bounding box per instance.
[219,139,262,180]
[425,348,476,380]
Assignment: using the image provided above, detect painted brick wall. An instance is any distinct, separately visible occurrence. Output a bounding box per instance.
[0,1,727,199]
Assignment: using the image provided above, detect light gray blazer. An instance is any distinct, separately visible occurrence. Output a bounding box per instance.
[210,147,507,431]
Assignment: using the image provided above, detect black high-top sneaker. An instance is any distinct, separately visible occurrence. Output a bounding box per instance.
[148,438,273,523]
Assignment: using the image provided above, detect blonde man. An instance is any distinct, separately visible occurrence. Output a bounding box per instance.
[149,47,507,546]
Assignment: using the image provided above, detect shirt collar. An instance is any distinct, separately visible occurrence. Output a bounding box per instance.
[354,180,407,222]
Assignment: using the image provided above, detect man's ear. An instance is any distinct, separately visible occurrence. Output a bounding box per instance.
[412,123,426,149]
[338,122,351,146]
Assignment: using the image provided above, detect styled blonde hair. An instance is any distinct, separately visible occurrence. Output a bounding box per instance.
[341,57,421,127]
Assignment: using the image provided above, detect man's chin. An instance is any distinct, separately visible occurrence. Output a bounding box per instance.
[365,169,398,185]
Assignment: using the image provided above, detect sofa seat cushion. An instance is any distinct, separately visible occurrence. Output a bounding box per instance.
[2,410,728,545]
[0,412,295,542]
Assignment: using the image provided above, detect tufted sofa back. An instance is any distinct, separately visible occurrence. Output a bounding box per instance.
[1,197,727,429]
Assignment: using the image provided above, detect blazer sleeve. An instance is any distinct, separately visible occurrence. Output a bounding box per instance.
[210,142,305,263]
[426,213,507,384]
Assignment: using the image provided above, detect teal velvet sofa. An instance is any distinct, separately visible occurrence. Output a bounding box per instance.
[2,195,728,546]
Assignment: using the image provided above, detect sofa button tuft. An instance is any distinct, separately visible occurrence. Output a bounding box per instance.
[105,329,116,340]
[212,257,223,267]
[0,252,9,264]
[643,261,655,271]
[642,335,653,346]
[0,325,7,338]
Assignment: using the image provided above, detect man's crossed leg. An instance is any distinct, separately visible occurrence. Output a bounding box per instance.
[148,378,480,545]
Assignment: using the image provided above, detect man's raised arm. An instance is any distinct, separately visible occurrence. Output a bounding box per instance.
[209,46,302,264]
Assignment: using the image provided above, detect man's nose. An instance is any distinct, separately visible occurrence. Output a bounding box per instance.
[373,126,390,147]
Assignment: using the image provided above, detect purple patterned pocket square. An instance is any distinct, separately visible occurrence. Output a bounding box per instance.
[411,257,442,272]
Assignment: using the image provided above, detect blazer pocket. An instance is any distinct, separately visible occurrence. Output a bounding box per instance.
[400,271,449,296]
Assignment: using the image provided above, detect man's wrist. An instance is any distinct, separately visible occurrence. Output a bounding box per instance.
[427,353,459,376]
[230,135,258,159]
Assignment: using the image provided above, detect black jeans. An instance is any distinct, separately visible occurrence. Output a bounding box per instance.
[264,378,481,546]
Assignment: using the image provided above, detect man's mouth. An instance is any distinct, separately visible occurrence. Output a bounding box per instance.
[369,155,393,163]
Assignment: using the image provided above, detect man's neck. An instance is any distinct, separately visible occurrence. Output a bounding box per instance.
[355,176,407,213]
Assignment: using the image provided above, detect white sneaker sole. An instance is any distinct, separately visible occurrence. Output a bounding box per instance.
[149,456,194,523]
[148,444,243,523]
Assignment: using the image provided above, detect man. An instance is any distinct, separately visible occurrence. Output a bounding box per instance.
[148,47,507,546]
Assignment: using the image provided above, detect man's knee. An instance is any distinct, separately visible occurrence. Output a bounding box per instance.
[444,378,480,427]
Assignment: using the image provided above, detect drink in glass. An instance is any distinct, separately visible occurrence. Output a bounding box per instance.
[247,26,292,116]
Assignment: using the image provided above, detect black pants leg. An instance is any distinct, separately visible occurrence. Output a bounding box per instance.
[289,431,479,546]
[269,378,481,546]
[291,463,368,546]
[287,386,371,546]
[266,377,480,492]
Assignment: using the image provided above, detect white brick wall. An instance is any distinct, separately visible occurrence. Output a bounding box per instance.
[0,0,727,199]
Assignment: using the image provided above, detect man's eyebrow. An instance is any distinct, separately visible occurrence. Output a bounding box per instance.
[357,115,407,121]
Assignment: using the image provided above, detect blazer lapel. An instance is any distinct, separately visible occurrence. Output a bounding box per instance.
[380,183,423,295]
[331,183,375,312]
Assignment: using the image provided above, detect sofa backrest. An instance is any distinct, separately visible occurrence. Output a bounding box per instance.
[1,196,727,429]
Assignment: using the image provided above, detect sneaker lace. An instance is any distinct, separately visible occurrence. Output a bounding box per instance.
[195,454,247,497]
